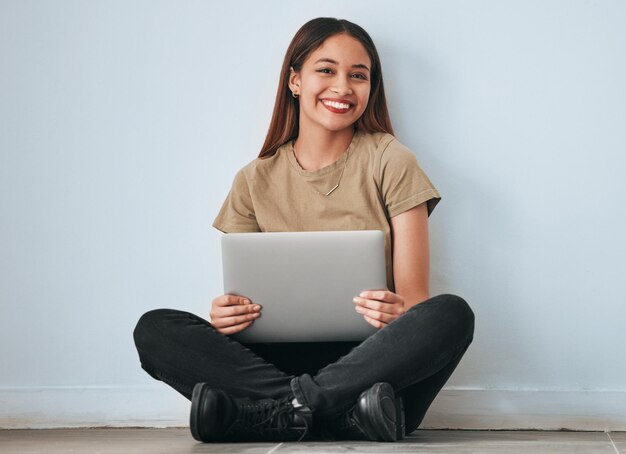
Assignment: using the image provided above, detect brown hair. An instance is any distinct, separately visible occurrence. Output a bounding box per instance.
[258,17,394,158]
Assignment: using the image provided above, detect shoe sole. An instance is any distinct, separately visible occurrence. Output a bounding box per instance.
[396,396,405,440]
[359,382,400,442]
[190,382,207,442]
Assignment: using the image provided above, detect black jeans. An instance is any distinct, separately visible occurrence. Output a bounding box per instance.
[133,293,474,433]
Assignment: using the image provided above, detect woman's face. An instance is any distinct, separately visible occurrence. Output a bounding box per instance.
[289,33,372,136]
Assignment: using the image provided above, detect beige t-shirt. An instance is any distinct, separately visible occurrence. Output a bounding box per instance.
[212,131,441,291]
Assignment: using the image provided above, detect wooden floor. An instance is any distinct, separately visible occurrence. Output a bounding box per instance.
[0,428,624,453]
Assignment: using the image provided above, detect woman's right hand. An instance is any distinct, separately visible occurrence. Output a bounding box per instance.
[210,294,261,335]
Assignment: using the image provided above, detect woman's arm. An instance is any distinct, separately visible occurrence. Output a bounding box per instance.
[353,201,431,328]
[390,201,430,309]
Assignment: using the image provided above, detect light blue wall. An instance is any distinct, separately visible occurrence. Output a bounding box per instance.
[1,0,625,429]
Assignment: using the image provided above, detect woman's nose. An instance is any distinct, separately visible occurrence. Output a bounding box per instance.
[330,78,353,96]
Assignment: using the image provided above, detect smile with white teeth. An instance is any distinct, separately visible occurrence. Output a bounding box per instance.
[322,100,351,110]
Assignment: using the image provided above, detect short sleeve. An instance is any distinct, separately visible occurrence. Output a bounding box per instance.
[378,138,441,218]
[212,168,261,233]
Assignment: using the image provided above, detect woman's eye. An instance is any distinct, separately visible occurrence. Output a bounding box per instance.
[316,68,333,74]
[352,73,368,80]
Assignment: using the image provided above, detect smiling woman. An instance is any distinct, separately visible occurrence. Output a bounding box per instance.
[258,18,393,161]
[288,34,372,150]
[133,17,474,444]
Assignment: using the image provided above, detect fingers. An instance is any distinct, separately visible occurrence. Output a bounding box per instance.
[210,294,261,333]
[355,303,397,324]
[359,290,404,304]
[211,311,260,329]
[211,295,260,317]
[213,294,252,307]
[353,295,405,316]
[213,302,261,319]
[363,315,386,329]
[216,320,254,335]
[354,290,405,328]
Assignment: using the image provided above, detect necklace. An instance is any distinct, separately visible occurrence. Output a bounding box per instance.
[292,142,350,196]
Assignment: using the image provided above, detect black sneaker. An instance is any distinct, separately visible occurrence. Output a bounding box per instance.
[322,382,404,442]
[190,383,313,442]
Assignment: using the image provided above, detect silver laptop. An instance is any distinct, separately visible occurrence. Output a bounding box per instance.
[221,230,387,343]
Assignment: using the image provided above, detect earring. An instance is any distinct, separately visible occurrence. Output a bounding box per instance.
[292,91,299,99]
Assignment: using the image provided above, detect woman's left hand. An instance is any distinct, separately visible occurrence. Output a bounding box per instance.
[353,290,406,329]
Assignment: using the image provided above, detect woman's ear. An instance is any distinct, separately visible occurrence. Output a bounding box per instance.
[288,67,301,96]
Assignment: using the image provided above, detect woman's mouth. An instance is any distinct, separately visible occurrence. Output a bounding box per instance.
[321,99,352,113]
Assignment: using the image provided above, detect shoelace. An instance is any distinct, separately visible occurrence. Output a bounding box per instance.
[231,398,310,441]
[325,406,360,437]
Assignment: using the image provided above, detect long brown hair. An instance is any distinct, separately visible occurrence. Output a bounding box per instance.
[258,17,394,159]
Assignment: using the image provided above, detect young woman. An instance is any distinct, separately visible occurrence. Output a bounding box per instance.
[133,17,474,443]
